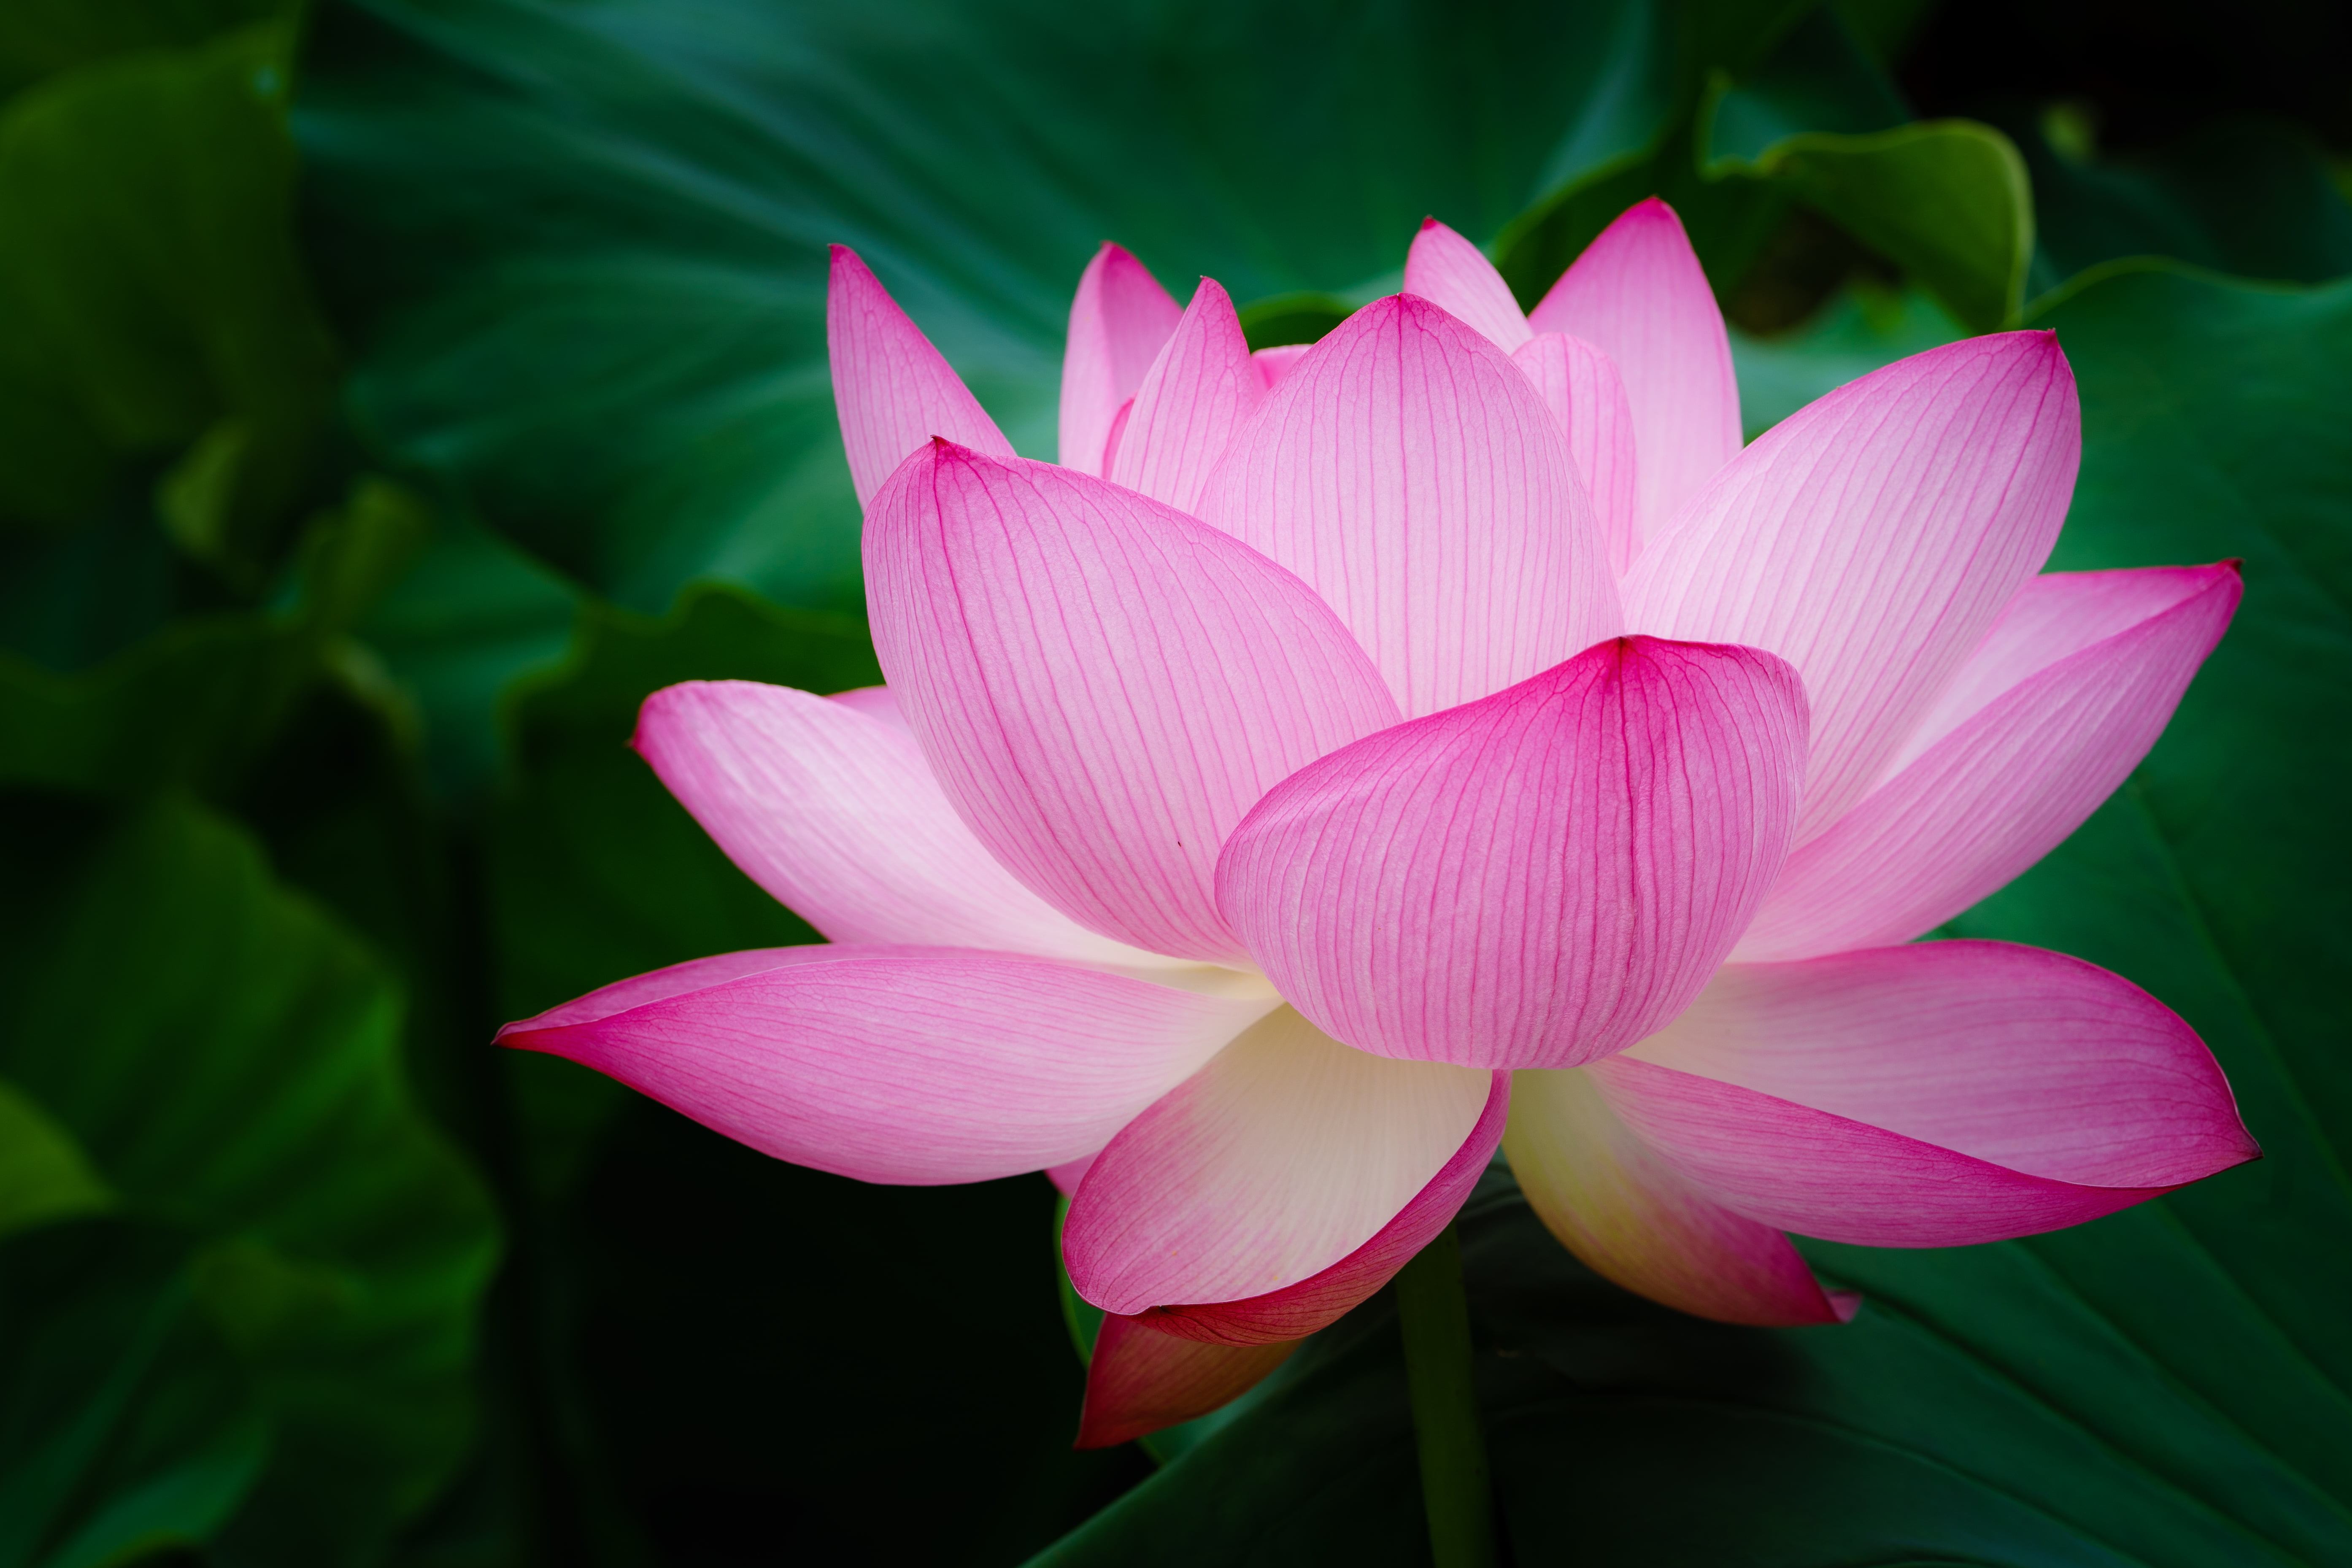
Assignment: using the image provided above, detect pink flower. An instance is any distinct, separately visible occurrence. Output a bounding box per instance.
[501,200,2257,1448]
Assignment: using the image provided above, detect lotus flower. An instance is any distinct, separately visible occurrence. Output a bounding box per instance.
[500,200,2257,1448]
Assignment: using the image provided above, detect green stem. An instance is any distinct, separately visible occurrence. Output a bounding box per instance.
[1393,1224,1498,1568]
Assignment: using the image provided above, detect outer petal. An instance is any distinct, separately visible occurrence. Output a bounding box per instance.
[1591,942,2259,1245]
[1076,1317,1299,1449]
[1197,293,1621,718]
[1110,276,1265,514]
[828,246,1015,509]
[1527,198,1739,537]
[1403,217,1531,352]
[634,680,1181,966]
[1064,1007,1496,1315]
[866,443,1400,963]
[1504,1066,1852,1326]
[1736,565,2241,960]
[1623,331,2082,841]
[1060,243,1183,477]
[1217,637,1808,1069]
[1512,332,1642,578]
[498,946,1274,1184]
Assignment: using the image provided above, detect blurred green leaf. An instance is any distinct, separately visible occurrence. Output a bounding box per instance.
[0,793,500,1566]
[0,1,290,99]
[1729,278,1963,436]
[0,1079,116,1238]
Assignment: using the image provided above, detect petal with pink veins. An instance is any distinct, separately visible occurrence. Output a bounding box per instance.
[1512,333,1642,577]
[634,680,1185,967]
[1110,277,1265,514]
[1076,1317,1299,1449]
[827,246,1015,510]
[1736,564,2241,961]
[1404,217,1531,352]
[499,946,1275,1185]
[1064,1007,1499,1317]
[1198,293,1620,717]
[1528,199,1740,537]
[866,443,1400,963]
[1590,942,2259,1246]
[1623,331,2082,841]
[1061,243,1183,477]
[1218,637,1807,1070]
[1504,1065,1853,1325]
[1251,343,1312,389]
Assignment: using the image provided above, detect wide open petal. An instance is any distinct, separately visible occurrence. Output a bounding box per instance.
[1504,1066,1852,1326]
[866,443,1400,963]
[1076,1316,1299,1449]
[1109,276,1264,515]
[1218,636,1807,1070]
[1527,198,1739,537]
[1512,333,1642,578]
[1064,1007,1497,1316]
[828,246,1015,510]
[1623,331,2081,841]
[1404,217,1531,352]
[1736,565,2241,960]
[499,946,1273,1185]
[1060,243,1183,477]
[1196,293,1620,718]
[1591,942,2259,1245]
[635,680,1181,966]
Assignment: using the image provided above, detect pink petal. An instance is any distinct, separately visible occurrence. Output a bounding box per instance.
[1075,1316,1299,1449]
[1252,343,1312,389]
[826,683,907,730]
[1197,294,1621,717]
[1527,199,1739,537]
[1504,1066,1853,1325]
[1217,636,1808,1070]
[1511,333,1642,578]
[634,680,1179,966]
[1064,1007,1499,1316]
[1737,565,2242,961]
[827,246,1015,510]
[1623,331,2082,841]
[1591,942,2260,1246]
[1060,243,1183,477]
[865,443,1400,963]
[1046,1152,1098,1197]
[499,945,1274,1184]
[1109,276,1266,514]
[1403,217,1531,352]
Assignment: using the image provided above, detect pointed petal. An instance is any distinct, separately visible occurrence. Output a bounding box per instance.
[866,443,1400,963]
[1060,243,1183,476]
[1075,1317,1299,1448]
[1251,343,1312,390]
[1737,565,2241,960]
[1527,199,1739,536]
[1505,1066,1852,1326]
[499,946,1274,1185]
[1591,942,2259,1245]
[1198,293,1621,716]
[828,246,1015,509]
[634,680,1180,967]
[1404,217,1531,352]
[1110,277,1265,514]
[1623,331,2082,840]
[1512,333,1642,578]
[1064,1007,1497,1315]
[1218,637,1808,1069]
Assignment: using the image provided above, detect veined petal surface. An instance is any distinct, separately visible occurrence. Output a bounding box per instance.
[1527,199,1739,537]
[827,246,1014,509]
[1076,1317,1299,1449]
[1060,242,1182,477]
[1738,565,2241,960]
[866,443,1400,963]
[1110,276,1264,514]
[1591,942,2258,1245]
[500,946,1275,1185]
[1064,1007,1496,1315]
[1197,293,1620,718]
[1250,343,1311,390]
[1623,331,2082,840]
[1403,217,1531,351]
[1218,637,1807,1069]
[1504,1066,1852,1325]
[1512,332,1642,577]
